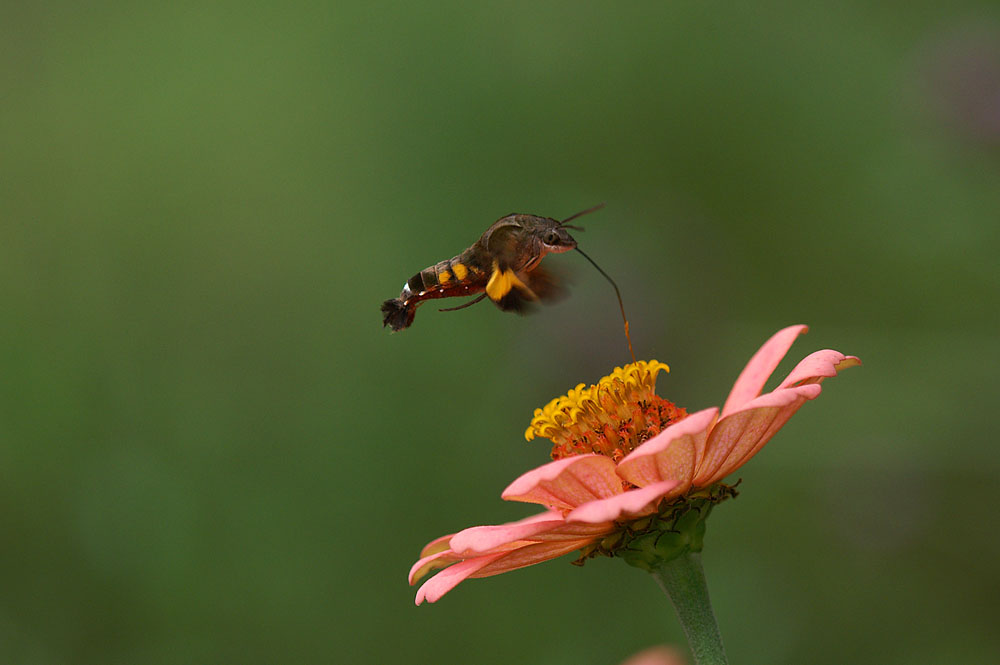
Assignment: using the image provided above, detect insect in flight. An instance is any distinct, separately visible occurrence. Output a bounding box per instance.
[381,203,635,360]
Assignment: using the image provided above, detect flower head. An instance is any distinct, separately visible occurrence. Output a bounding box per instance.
[409,325,859,604]
[525,360,687,463]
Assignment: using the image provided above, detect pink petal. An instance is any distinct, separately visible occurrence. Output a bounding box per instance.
[617,408,718,496]
[414,551,507,604]
[721,325,808,418]
[525,521,620,539]
[449,511,567,555]
[501,454,623,510]
[408,548,464,586]
[694,384,820,485]
[565,479,679,523]
[778,350,861,389]
[470,538,598,578]
[414,538,597,604]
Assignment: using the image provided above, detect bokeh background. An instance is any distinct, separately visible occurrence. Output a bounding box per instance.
[3,2,998,664]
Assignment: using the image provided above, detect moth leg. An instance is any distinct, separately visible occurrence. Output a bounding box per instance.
[439,293,488,312]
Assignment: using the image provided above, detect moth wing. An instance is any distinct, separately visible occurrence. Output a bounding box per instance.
[485,264,535,305]
[521,265,568,303]
[485,265,567,314]
[493,287,536,313]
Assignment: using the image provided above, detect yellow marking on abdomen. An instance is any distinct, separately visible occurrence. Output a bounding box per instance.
[438,270,452,284]
[452,263,468,281]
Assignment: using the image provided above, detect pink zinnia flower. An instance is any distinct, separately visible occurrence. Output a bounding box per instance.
[409,325,859,604]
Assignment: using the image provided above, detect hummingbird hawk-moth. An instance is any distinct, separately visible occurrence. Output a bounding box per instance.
[380,204,635,360]
[380,205,603,331]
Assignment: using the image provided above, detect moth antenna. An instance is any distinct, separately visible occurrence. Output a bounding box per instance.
[574,247,636,363]
[559,202,605,227]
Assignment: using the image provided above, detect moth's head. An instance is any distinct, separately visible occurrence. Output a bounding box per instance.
[538,219,577,254]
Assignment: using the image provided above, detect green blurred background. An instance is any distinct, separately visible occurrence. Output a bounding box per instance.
[3,2,998,663]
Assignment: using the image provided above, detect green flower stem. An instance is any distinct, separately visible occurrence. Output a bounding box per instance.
[650,552,728,665]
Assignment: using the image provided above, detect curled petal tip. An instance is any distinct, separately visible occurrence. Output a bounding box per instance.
[836,355,861,370]
[413,553,505,604]
[418,533,454,559]
[409,545,470,586]
[778,349,861,389]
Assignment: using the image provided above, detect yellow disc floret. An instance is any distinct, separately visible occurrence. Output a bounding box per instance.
[525,361,687,463]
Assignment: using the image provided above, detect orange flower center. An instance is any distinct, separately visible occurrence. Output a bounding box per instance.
[525,361,688,463]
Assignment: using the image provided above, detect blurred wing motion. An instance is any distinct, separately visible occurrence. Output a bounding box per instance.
[486,264,566,313]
